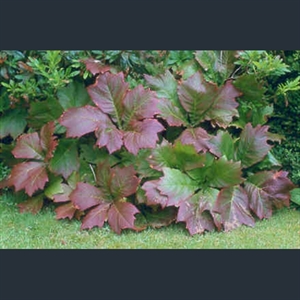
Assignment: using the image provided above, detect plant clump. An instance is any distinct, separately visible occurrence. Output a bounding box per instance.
[0,50,298,235]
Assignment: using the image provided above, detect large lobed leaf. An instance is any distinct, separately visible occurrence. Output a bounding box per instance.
[148,140,206,172]
[236,123,272,168]
[0,108,27,139]
[177,72,240,127]
[8,161,48,196]
[213,186,255,232]
[183,154,243,189]
[71,182,104,211]
[208,130,235,160]
[176,127,212,153]
[245,171,295,219]
[12,121,58,162]
[195,50,238,83]
[207,157,243,188]
[69,165,140,233]
[123,119,164,155]
[122,85,160,125]
[40,121,58,162]
[8,122,58,196]
[57,80,92,110]
[142,180,169,208]
[81,202,110,230]
[60,105,110,138]
[144,70,188,126]
[177,188,219,235]
[82,58,110,75]
[12,132,44,160]
[60,72,165,154]
[28,98,64,129]
[55,202,77,220]
[87,72,127,126]
[108,201,140,234]
[49,138,80,179]
[178,71,217,126]
[157,167,199,207]
[144,70,180,107]
[109,165,140,199]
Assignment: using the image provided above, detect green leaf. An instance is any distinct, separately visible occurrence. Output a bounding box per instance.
[28,98,64,129]
[0,143,22,167]
[254,151,281,171]
[57,80,91,110]
[49,139,80,179]
[80,143,119,166]
[157,167,199,206]
[0,91,10,113]
[145,71,188,125]
[290,188,300,206]
[195,51,219,71]
[186,152,215,182]
[209,131,234,159]
[180,59,200,80]
[53,183,74,203]
[156,98,188,126]
[234,105,274,128]
[67,171,80,190]
[148,141,206,172]
[252,105,273,126]
[195,50,237,83]
[233,74,266,105]
[0,108,27,139]
[144,70,180,107]
[208,156,243,188]
[44,176,64,200]
[120,149,162,179]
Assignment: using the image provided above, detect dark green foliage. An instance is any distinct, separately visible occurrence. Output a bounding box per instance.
[269,91,300,186]
[267,51,300,187]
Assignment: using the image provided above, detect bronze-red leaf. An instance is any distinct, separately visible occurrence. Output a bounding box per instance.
[70,182,103,211]
[107,201,139,234]
[81,202,110,230]
[10,161,48,196]
[55,202,77,220]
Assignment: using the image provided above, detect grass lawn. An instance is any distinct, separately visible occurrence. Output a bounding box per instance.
[0,191,299,249]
